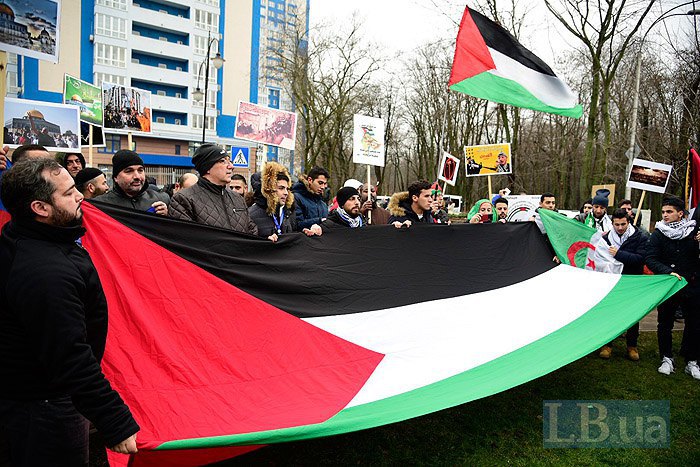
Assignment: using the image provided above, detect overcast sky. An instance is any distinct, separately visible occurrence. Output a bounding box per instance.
[308,1,699,78]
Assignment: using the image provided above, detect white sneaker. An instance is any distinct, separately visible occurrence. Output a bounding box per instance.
[658,357,675,375]
[685,361,700,380]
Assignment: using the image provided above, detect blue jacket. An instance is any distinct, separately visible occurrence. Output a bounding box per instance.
[602,228,648,275]
[291,180,328,230]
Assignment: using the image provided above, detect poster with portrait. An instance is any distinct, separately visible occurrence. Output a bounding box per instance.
[0,0,60,63]
[437,151,460,186]
[234,101,297,150]
[102,82,152,133]
[463,143,512,177]
[3,97,80,151]
[352,114,385,167]
[64,74,103,126]
[626,159,672,194]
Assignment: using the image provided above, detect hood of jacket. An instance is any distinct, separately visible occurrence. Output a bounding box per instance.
[388,191,410,217]
[56,152,86,171]
[292,176,321,200]
[254,162,295,216]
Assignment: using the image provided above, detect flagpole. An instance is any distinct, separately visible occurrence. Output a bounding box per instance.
[127,131,133,151]
[634,190,646,226]
[88,124,94,167]
[487,175,493,201]
[685,149,691,210]
[0,51,6,147]
[367,164,372,225]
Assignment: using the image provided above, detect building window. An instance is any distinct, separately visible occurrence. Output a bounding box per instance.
[174,119,181,125]
[191,88,216,109]
[267,146,278,161]
[95,13,127,40]
[175,92,182,98]
[98,134,122,153]
[95,43,126,68]
[194,9,219,33]
[94,72,126,87]
[175,144,181,155]
[96,0,127,10]
[268,88,280,109]
[194,35,218,56]
[156,117,166,123]
[191,114,216,131]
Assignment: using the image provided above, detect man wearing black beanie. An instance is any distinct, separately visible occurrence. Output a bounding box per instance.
[95,150,169,215]
[169,143,258,235]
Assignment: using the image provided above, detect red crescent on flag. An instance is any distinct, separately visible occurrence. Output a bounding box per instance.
[567,241,596,267]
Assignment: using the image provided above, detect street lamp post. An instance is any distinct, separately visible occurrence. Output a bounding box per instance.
[193,30,224,144]
[624,3,699,199]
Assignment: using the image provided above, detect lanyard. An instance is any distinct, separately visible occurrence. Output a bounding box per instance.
[272,206,285,235]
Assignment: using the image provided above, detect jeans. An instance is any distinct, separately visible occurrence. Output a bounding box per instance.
[658,289,700,363]
[0,396,89,467]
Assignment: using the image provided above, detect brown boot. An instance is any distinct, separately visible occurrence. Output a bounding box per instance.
[627,346,640,361]
[599,346,612,359]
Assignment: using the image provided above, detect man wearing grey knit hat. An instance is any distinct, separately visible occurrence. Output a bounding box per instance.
[95,149,169,214]
[169,143,258,235]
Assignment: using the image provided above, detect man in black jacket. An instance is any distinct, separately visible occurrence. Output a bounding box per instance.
[645,196,700,380]
[0,158,139,465]
[95,150,169,214]
[387,180,439,227]
[598,209,649,361]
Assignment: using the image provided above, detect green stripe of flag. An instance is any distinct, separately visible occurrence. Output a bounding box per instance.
[154,274,683,450]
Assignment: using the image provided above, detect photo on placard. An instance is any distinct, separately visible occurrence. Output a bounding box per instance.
[80,122,105,148]
[102,82,152,133]
[352,114,385,167]
[0,0,60,63]
[438,152,460,186]
[627,159,673,194]
[234,101,297,150]
[64,74,103,126]
[464,143,512,177]
[3,97,80,151]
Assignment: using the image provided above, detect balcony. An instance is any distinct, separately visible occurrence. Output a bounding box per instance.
[129,63,190,87]
[130,34,190,62]
[130,5,190,33]
[151,94,190,113]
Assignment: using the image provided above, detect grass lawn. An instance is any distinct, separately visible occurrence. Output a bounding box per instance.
[215,331,700,466]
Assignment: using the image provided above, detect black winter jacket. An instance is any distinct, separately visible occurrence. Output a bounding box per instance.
[96,181,169,212]
[645,226,700,280]
[0,219,139,446]
[602,228,648,275]
[320,210,366,231]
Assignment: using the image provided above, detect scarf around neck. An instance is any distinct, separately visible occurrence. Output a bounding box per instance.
[655,218,696,240]
[337,208,363,228]
[608,224,635,248]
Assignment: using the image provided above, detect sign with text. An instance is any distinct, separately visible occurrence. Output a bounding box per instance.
[503,194,541,222]
[627,159,672,194]
[64,74,103,126]
[438,152,460,186]
[464,143,512,177]
[353,114,385,167]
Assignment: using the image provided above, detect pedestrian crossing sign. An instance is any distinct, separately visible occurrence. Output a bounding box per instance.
[231,147,249,168]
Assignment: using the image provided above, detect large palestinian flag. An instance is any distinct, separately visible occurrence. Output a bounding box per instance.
[3,202,680,466]
[449,6,583,118]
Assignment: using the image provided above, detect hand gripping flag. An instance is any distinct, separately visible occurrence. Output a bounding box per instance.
[71,202,681,466]
[449,6,583,118]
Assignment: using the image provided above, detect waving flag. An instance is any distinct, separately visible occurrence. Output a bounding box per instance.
[73,202,681,466]
[449,6,583,118]
[686,147,700,213]
[539,208,623,273]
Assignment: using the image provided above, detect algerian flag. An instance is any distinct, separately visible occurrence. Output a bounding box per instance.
[540,208,623,273]
[449,6,583,118]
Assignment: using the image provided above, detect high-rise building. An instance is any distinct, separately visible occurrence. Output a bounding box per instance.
[11,0,308,182]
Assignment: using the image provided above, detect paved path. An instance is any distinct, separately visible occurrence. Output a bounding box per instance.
[639,309,684,331]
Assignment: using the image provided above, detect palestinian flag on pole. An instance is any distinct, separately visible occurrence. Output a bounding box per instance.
[66,202,681,466]
[539,208,623,273]
[449,6,583,118]
[686,147,700,214]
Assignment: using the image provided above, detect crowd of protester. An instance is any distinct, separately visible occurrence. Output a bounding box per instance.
[0,142,699,464]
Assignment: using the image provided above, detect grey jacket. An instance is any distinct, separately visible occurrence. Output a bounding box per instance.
[169,177,258,235]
